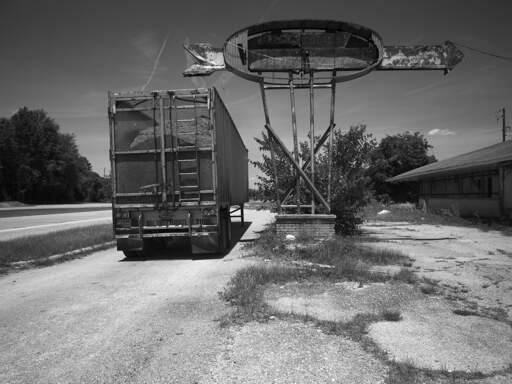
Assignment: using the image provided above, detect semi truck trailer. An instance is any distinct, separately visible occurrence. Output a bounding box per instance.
[108,87,248,256]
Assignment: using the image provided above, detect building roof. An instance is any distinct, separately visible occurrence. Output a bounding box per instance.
[388,140,512,182]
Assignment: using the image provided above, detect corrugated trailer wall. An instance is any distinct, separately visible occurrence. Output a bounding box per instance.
[212,88,249,207]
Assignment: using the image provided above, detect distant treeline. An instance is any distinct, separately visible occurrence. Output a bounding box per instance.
[0,107,110,203]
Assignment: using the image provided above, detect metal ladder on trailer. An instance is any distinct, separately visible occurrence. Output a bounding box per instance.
[174,94,202,205]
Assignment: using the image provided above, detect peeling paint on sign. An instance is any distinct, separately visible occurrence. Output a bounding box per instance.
[381,41,463,70]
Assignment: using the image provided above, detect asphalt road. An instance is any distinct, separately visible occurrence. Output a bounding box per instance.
[0,209,112,241]
[0,209,273,384]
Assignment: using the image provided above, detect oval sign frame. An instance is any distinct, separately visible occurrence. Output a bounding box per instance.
[223,20,384,85]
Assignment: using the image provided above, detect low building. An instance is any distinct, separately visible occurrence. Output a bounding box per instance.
[388,141,512,218]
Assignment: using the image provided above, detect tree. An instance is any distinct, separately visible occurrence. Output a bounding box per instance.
[0,118,18,200]
[0,107,109,203]
[369,131,436,202]
[251,131,298,202]
[316,125,376,233]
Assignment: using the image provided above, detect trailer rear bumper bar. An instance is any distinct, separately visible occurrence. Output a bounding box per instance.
[115,231,218,239]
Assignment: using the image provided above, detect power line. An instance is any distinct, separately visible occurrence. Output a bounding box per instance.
[453,42,512,63]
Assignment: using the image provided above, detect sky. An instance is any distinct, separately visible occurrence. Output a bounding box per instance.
[1,0,512,186]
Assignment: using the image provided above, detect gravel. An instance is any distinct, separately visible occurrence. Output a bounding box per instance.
[206,320,388,384]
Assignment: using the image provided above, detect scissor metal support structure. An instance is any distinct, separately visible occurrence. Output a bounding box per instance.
[259,72,337,214]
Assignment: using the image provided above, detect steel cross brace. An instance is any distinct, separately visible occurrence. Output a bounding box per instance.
[280,121,336,205]
[258,79,331,213]
[281,75,337,211]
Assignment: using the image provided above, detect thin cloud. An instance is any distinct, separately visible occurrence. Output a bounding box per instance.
[132,31,160,61]
[428,128,455,136]
[140,34,169,91]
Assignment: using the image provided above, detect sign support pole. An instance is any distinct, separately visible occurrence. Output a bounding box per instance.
[327,73,336,212]
[259,80,281,213]
[309,73,315,214]
[289,73,301,213]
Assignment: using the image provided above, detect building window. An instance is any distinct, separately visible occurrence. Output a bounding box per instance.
[488,177,493,197]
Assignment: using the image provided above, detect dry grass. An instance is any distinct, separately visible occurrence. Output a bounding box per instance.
[382,309,402,322]
[221,226,416,327]
[0,224,112,267]
[246,225,414,284]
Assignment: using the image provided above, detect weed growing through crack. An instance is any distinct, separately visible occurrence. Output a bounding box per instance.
[381,309,402,322]
[218,263,327,326]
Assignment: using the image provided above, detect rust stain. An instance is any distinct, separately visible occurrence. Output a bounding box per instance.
[183,43,225,76]
[380,41,463,70]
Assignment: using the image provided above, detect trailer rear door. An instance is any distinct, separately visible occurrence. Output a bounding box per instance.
[109,90,215,208]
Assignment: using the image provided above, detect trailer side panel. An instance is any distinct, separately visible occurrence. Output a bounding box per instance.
[212,88,249,207]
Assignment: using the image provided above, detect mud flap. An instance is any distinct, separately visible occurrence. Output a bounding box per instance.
[190,233,221,254]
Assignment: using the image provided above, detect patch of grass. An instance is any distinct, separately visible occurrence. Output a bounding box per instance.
[0,224,113,267]
[247,227,415,285]
[385,360,510,384]
[294,237,410,266]
[419,281,438,295]
[382,309,402,322]
[391,268,417,284]
[218,263,314,326]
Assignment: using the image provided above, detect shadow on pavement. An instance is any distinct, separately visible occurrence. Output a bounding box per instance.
[119,221,252,262]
